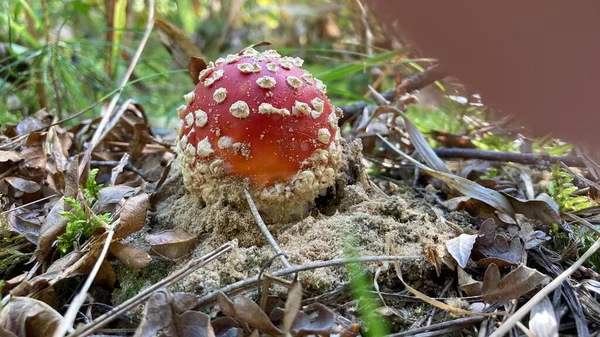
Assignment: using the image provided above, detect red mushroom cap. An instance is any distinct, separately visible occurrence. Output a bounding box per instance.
[176,48,342,207]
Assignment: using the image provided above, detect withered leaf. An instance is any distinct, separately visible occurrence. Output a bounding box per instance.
[6,209,41,244]
[4,177,40,194]
[188,56,207,85]
[457,267,482,296]
[97,185,136,214]
[134,290,212,337]
[154,18,205,70]
[283,282,302,335]
[482,263,550,303]
[270,303,336,335]
[0,296,63,337]
[529,296,558,337]
[34,197,68,262]
[95,260,117,289]
[446,233,477,268]
[115,193,149,239]
[109,241,152,269]
[217,292,281,335]
[0,150,20,162]
[146,228,198,260]
[503,193,562,226]
[475,235,524,267]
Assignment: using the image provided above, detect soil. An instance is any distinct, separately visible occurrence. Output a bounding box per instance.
[113,139,466,307]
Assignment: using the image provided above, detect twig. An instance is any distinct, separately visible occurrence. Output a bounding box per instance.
[339,65,447,124]
[69,241,235,337]
[53,220,119,337]
[489,236,600,337]
[196,255,421,307]
[1,193,59,215]
[386,316,486,337]
[432,147,585,167]
[243,188,292,269]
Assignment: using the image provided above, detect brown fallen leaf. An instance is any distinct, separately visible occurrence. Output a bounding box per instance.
[96,185,136,214]
[33,197,68,262]
[482,263,550,303]
[154,18,204,70]
[115,193,149,239]
[146,228,198,260]
[109,241,152,269]
[0,150,20,162]
[188,56,207,85]
[457,267,482,296]
[135,290,212,337]
[216,292,281,335]
[4,177,40,194]
[0,296,63,337]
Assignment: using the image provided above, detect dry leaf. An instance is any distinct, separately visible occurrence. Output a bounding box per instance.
[188,56,207,85]
[146,228,198,260]
[446,234,477,268]
[109,241,152,269]
[135,290,212,337]
[0,150,20,162]
[95,259,117,289]
[4,177,40,194]
[217,292,281,335]
[283,282,302,335]
[0,296,63,336]
[482,264,550,303]
[34,197,68,262]
[475,235,524,267]
[154,18,204,70]
[457,267,482,296]
[115,193,149,239]
[529,296,558,337]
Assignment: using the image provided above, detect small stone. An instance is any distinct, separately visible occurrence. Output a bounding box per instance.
[230,101,250,119]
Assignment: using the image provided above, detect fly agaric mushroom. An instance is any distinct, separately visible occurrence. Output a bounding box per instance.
[175,48,342,219]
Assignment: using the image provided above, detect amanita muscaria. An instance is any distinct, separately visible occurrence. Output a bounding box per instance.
[175,48,342,218]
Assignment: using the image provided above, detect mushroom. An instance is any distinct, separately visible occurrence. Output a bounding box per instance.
[175,48,342,221]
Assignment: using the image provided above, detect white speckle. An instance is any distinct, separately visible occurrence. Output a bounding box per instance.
[311,110,322,119]
[256,76,276,88]
[184,112,194,127]
[328,112,338,128]
[279,60,293,70]
[198,67,214,82]
[263,49,281,59]
[286,76,303,89]
[179,135,188,150]
[266,63,279,72]
[218,136,234,149]
[230,101,250,118]
[301,72,314,84]
[195,109,208,127]
[196,137,214,157]
[238,63,261,73]
[175,120,184,135]
[215,57,226,66]
[316,79,327,94]
[183,91,195,104]
[317,128,331,144]
[292,101,311,116]
[184,143,196,157]
[204,69,224,87]
[213,87,228,103]
[291,57,304,67]
[176,104,187,118]
[258,103,290,116]
[225,54,240,64]
[311,97,324,113]
[242,47,259,56]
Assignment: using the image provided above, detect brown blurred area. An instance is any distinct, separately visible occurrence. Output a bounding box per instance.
[367,0,600,149]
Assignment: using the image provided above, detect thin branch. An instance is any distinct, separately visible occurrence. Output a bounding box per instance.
[339,65,447,124]
[432,147,585,167]
[244,188,292,269]
[196,255,421,308]
[489,236,600,337]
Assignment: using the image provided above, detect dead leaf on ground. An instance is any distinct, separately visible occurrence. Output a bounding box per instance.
[217,292,281,335]
[270,303,337,335]
[0,150,20,162]
[135,290,212,337]
[529,296,558,337]
[33,197,68,262]
[482,263,550,303]
[457,267,482,296]
[109,241,151,269]
[446,233,477,268]
[474,234,524,267]
[0,296,63,337]
[6,208,42,244]
[96,185,136,214]
[115,193,149,239]
[4,177,40,194]
[146,228,198,260]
